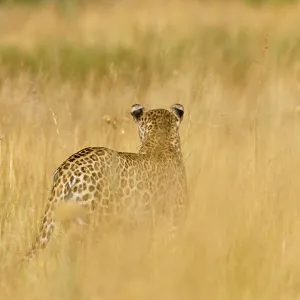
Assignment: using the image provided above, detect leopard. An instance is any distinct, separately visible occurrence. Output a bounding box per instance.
[23,103,188,260]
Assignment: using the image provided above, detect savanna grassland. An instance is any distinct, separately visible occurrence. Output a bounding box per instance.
[2,0,300,299]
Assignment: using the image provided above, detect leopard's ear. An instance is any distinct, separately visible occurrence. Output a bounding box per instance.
[170,104,184,121]
[130,104,144,121]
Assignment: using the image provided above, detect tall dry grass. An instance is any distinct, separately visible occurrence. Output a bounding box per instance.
[1,1,300,299]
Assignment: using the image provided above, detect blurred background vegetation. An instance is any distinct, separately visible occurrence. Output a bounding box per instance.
[0,0,300,88]
[0,0,298,5]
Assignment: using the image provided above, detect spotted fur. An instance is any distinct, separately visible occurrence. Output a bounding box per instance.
[24,104,188,260]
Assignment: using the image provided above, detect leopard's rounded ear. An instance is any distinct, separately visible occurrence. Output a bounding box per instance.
[130,104,144,121]
[170,104,184,121]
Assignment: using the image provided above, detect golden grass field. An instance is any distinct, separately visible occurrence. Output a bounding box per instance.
[2,0,300,299]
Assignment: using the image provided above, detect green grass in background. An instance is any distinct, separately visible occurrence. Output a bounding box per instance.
[0,29,299,86]
[0,0,297,6]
